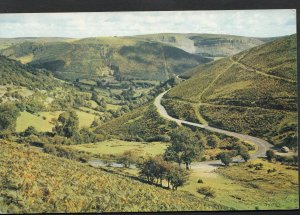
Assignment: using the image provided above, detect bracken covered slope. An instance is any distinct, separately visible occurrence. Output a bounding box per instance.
[0,141,229,213]
[165,35,297,147]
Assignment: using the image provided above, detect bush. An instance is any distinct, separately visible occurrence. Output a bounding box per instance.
[241,152,250,162]
[22,126,39,137]
[197,186,216,198]
[266,150,276,162]
[197,179,203,183]
[267,168,277,173]
[254,163,263,170]
[217,152,233,166]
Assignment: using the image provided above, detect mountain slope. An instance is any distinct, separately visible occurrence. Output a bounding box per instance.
[0,141,228,213]
[134,33,279,57]
[0,37,211,81]
[165,35,297,148]
[0,55,62,90]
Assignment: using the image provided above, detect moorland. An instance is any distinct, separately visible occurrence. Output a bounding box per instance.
[0,33,298,213]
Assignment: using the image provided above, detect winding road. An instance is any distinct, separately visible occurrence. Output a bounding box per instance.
[154,90,273,163]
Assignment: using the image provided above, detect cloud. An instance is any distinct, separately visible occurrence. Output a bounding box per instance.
[0,10,296,38]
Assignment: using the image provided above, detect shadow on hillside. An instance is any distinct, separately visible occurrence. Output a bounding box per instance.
[94,165,171,190]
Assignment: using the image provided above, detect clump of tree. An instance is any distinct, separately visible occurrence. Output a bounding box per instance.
[0,103,20,137]
[51,111,100,144]
[22,126,39,137]
[53,110,79,138]
[217,152,233,166]
[266,149,298,166]
[117,150,141,168]
[91,92,107,109]
[234,143,251,162]
[138,155,190,190]
[164,127,204,170]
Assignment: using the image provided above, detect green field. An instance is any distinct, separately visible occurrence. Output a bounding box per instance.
[106,103,122,111]
[16,110,96,132]
[68,139,169,157]
[16,111,62,132]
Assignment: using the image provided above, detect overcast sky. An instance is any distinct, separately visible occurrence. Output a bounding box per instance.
[0,10,296,38]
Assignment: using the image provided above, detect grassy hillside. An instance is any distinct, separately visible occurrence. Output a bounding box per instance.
[99,104,174,141]
[215,159,298,210]
[0,55,62,90]
[0,141,228,213]
[134,33,278,57]
[166,35,297,147]
[0,37,211,81]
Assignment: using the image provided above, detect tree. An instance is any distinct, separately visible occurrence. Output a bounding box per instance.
[169,166,190,190]
[118,150,138,168]
[266,150,276,162]
[79,127,97,143]
[234,144,251,162]
[23,126,38,137]
[218,152,232,166]
[164,127,203,170]
[0,104,20,134]
[241,152,251,162]
[207,135,219,149]
[53,110,79,138]
[139,158,157,183]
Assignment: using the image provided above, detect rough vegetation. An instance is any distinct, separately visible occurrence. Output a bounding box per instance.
[0,141,228,213]
[166,34,297,148]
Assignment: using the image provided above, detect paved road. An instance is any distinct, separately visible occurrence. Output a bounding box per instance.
[154,90,273,164]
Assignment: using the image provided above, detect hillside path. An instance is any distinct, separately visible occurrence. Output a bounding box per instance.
[230,58,296,84]
[154,90,273,166]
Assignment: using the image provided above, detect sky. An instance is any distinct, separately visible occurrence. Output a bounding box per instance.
[0,10,296,38]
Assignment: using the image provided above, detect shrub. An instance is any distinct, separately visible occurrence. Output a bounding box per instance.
[267,168,277,173]
[217,152,233,166]
[22,126,39,137]
[197,186,216,198]
[241,152,251,162]
[197,179,203,183]
[266,150,276,162]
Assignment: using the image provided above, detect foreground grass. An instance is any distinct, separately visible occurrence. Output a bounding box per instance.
[68,139,169,157]
[104,157,298,210]
[213,159,298,210]
[0,141,228,213]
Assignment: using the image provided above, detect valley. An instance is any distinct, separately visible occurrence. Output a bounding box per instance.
[0,32,298,213]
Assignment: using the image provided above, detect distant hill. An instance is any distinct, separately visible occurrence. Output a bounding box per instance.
[165,35,297,148]
[0,37,73,50]
[134,33,279,57]
[0,37,211,81]
[0,55,62,90]
[0,141,228,213]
